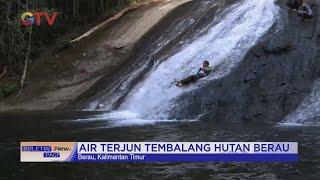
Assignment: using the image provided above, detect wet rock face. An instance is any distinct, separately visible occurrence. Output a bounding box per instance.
[171,1,320,122]
[68,0,238,110]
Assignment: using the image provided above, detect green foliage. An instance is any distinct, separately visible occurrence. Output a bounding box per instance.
[0,0,141,77]
[0,81,19,98]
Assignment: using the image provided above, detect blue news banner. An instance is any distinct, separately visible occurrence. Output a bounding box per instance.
[20,142,298,162]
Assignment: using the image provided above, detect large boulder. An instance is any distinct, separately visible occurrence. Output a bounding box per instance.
[169,1,320,122]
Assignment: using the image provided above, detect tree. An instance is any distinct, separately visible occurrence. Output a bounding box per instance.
[0,0,141,85]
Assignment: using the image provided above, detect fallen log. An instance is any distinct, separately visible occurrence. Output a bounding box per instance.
[70,0,164,43]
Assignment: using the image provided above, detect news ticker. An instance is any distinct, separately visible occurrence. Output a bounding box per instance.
[20,142,298,162]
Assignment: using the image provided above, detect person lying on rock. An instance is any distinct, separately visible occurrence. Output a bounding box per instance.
[175,60,212,87]
[287,0,302,11]
[297,3,313,19]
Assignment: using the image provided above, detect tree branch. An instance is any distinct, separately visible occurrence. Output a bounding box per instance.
[70,0,164,43]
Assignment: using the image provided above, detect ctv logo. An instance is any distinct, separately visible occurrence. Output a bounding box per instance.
[20,11,58,27]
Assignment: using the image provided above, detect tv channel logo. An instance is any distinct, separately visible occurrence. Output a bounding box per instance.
[20,11,58,27]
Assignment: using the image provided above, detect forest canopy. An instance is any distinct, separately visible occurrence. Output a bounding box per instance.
[0,0,143,98]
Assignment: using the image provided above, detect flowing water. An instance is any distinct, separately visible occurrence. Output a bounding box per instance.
[100,0,280,121]
[1,0,319,179]
[0,111,319,179]
[281,79,320,126]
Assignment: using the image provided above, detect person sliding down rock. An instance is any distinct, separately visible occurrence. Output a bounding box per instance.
[175,60,212,87]
[287,0,302,11]
[297,3,313,19]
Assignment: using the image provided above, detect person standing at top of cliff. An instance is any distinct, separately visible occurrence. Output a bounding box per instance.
[287,0,302,11]
[297,3,313,19]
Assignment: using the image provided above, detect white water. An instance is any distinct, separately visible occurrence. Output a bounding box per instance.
[116,0,279,119]
[87,0,280,126]
[281,79,320,126]
[68,111,196,128]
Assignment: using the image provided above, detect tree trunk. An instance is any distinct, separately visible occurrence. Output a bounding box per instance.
[73,0,78,22]
[2,2,11,36]
[52,0,55,9]
[70,0,164,43]
[20,25,33,88]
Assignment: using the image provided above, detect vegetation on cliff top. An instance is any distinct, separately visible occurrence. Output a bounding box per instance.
[0,0,144,100]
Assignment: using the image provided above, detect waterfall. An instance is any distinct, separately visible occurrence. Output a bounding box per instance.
[282,79,320,126]
[117,0,279,119]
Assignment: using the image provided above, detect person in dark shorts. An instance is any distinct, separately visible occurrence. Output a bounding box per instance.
[297,3,313,19]
[175,60,212,87]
